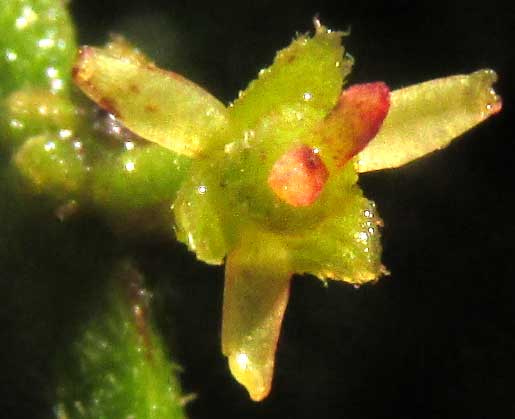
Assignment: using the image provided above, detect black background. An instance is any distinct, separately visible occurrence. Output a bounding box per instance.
[2,1,515,418]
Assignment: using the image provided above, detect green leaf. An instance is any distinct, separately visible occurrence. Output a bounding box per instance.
[0,0,76,95]
[56,262,187,419]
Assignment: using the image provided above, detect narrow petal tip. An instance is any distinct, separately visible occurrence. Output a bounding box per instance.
[474,69,502,117]
[227,351,271,401]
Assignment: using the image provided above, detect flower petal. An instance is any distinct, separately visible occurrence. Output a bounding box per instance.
[73,46,229,157]
[222,234,291,401]
[356,69,502,172]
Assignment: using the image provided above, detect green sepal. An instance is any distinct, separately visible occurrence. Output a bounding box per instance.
[173,159,230,264]
[229,25,351,132]
[290,195,384,284]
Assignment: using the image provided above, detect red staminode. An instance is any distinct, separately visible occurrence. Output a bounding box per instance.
[268,144,329,207]
[324,82,391,167]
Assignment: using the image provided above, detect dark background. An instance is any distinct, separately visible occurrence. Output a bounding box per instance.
[2,0,514,418]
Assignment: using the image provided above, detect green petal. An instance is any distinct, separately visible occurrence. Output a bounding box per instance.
[357,69,502,172]
[229,25,351,132]
[290,193,384,285]
[222,232,291,401]
[73,46,229,157]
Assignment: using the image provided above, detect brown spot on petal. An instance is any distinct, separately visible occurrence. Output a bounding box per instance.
[144,104,158,113]
[99,97,120,118]
[129,83,140,94]
[268,144,329,207]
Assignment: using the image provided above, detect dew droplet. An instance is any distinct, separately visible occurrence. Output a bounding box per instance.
[59,129,72,139]
[9,119,23,129]
[44,141,56,152]
[125,160,135,172]
[357,231,368,242]
[50,79,63,91]
[46,67,58,78]
[15,6,38,30]
[38,38,55,49]
[5,49,18,62]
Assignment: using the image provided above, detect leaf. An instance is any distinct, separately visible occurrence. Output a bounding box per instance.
[0,0,76,95]
[73,46,229,157]
[356,69,502,172]
[56,262,187,419]
[222,232,291,401]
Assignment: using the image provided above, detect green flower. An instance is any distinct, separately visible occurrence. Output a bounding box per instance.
[73,23,501,401]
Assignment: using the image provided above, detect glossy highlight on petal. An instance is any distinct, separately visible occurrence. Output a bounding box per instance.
[316,82,390,168]
[268,144,329,207]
